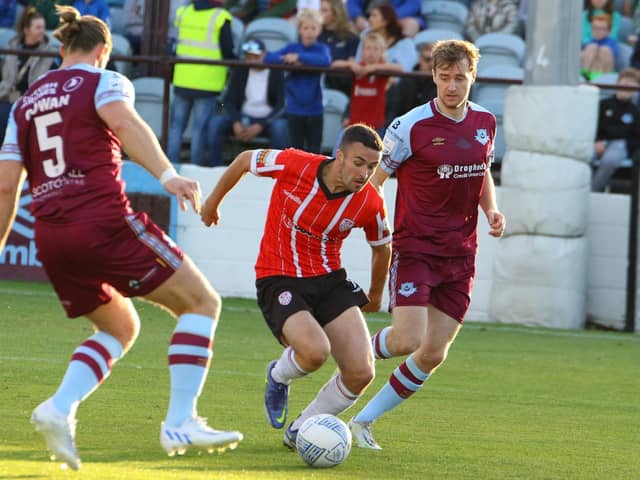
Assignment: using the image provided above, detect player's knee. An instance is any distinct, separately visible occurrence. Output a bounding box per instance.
[392,335,422,355]
[184,285,221,319]
[416,350,447,371]
[343,364,375,392]
[300,343,331,371]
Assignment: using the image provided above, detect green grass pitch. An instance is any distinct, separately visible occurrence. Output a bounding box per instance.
[1,280,638,479]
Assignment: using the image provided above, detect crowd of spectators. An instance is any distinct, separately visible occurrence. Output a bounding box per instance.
[2,0,640,191]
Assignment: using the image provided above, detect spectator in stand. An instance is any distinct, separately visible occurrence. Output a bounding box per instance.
[581,13,617,80]
[347,0,424,37]
[334,31,402,138]
[355,4,416,72]
[583,0,620,46]
[319,0,359,96]
[0,7,55,138]
[25,0,73,30]
[592,68,640,191]
[264,8,331,153]
[123,0,143,54]
[72,0,110,28]
[465,0,519,42]
[0,0,17,27]
[225,0,296,24]
[386,41,436,124]
[167,0,236,165]
[207,38,287,166]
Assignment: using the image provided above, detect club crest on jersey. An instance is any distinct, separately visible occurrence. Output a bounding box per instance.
[474,129,490,145]
[398,282,417,297]
[62,76,84,92]
[339,218,355,232]
[437,164,453,179]
[278,291,292,306]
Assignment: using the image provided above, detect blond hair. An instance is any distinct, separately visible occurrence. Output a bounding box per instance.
[431,39,480,75]
[297,8,323,27]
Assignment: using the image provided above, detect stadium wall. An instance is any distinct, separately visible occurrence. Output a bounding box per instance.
[176,164,636,331]
[0,162,634,331]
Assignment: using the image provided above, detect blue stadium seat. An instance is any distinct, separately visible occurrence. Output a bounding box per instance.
[617,15,633,43]
[132,77,165,138]
[475,32,526,71]
[421,0,469,35]
[110,6,126,35]
[243,18,298,52]
[413,28,463,47]
[616,41,633,70]
[321,89,349,154]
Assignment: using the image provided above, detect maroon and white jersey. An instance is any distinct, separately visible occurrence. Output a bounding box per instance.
[381,99,496,257]
[250,148,392,279]
[0,64,135,223]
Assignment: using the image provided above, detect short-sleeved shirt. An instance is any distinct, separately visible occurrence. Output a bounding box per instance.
[250,148,391,279]
[0,64,135,224]
[349,67,389,129]
[382,99,496,257]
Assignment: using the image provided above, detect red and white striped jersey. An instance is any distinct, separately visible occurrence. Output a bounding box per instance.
[250,148,391,279]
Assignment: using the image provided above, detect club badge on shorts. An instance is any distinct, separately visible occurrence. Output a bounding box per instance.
[278,291,292,305]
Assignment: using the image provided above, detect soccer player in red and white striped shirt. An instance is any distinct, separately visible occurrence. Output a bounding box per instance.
[201,124,392,448]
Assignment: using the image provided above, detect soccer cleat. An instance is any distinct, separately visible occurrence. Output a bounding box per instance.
[282,422,299,450]
[349,418,382,450]
[160,417,243,456]
[31,398,82,470]
[264,360,289,429]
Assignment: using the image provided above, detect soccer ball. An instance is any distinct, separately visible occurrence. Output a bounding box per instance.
[296,414,352,468]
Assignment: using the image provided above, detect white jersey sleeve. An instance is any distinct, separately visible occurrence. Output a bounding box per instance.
[0,102,22,163]
[94,70,135,110]
[380,103,434,174]
[250,148,285,177]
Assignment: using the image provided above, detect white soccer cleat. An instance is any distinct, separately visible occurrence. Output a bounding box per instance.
[349,418,382,450]
[31,398,82,470]
[160,417,243,456]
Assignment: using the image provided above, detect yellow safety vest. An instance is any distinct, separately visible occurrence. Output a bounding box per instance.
[173,5,232,92]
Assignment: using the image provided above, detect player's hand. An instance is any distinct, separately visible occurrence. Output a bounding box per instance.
[486,209,506,237]
[361,293,382,313]
[200,198,220,226]
[163,176,201,213]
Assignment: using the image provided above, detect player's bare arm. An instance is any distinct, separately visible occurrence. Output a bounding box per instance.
[369,166,391,195]
[0,161,26,252]
[479,170,506,237]
[362,241,392,313]
[201,150,252,227]
[97,101,201,213]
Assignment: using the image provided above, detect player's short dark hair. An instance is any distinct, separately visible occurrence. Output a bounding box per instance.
[339,124,384,153]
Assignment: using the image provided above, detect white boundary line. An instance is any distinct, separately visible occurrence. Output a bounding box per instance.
[1,287,638,342]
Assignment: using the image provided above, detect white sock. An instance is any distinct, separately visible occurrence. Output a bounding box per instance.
[291,374,359,430]
[271,346,307,385]
[52,331,124,416]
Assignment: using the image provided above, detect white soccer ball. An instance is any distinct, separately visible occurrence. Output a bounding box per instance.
[296,414,352,468]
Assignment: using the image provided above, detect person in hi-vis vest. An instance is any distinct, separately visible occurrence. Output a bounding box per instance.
[168,0,236,166]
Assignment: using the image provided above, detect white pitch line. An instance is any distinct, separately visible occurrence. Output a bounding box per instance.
[2,288,638,341]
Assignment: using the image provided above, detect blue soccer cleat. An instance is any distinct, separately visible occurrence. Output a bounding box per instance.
[264,360,289,429]
[282,422,299,450]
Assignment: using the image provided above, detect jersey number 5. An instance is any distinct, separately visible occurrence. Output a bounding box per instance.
[35,112,65,178]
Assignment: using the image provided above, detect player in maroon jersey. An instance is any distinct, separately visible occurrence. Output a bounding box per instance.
[201,124,392,449]
[0,6,242,470]
[350,39,506,449]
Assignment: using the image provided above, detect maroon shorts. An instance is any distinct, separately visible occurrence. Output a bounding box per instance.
[35,212,184,318]
[388,250,475,323]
